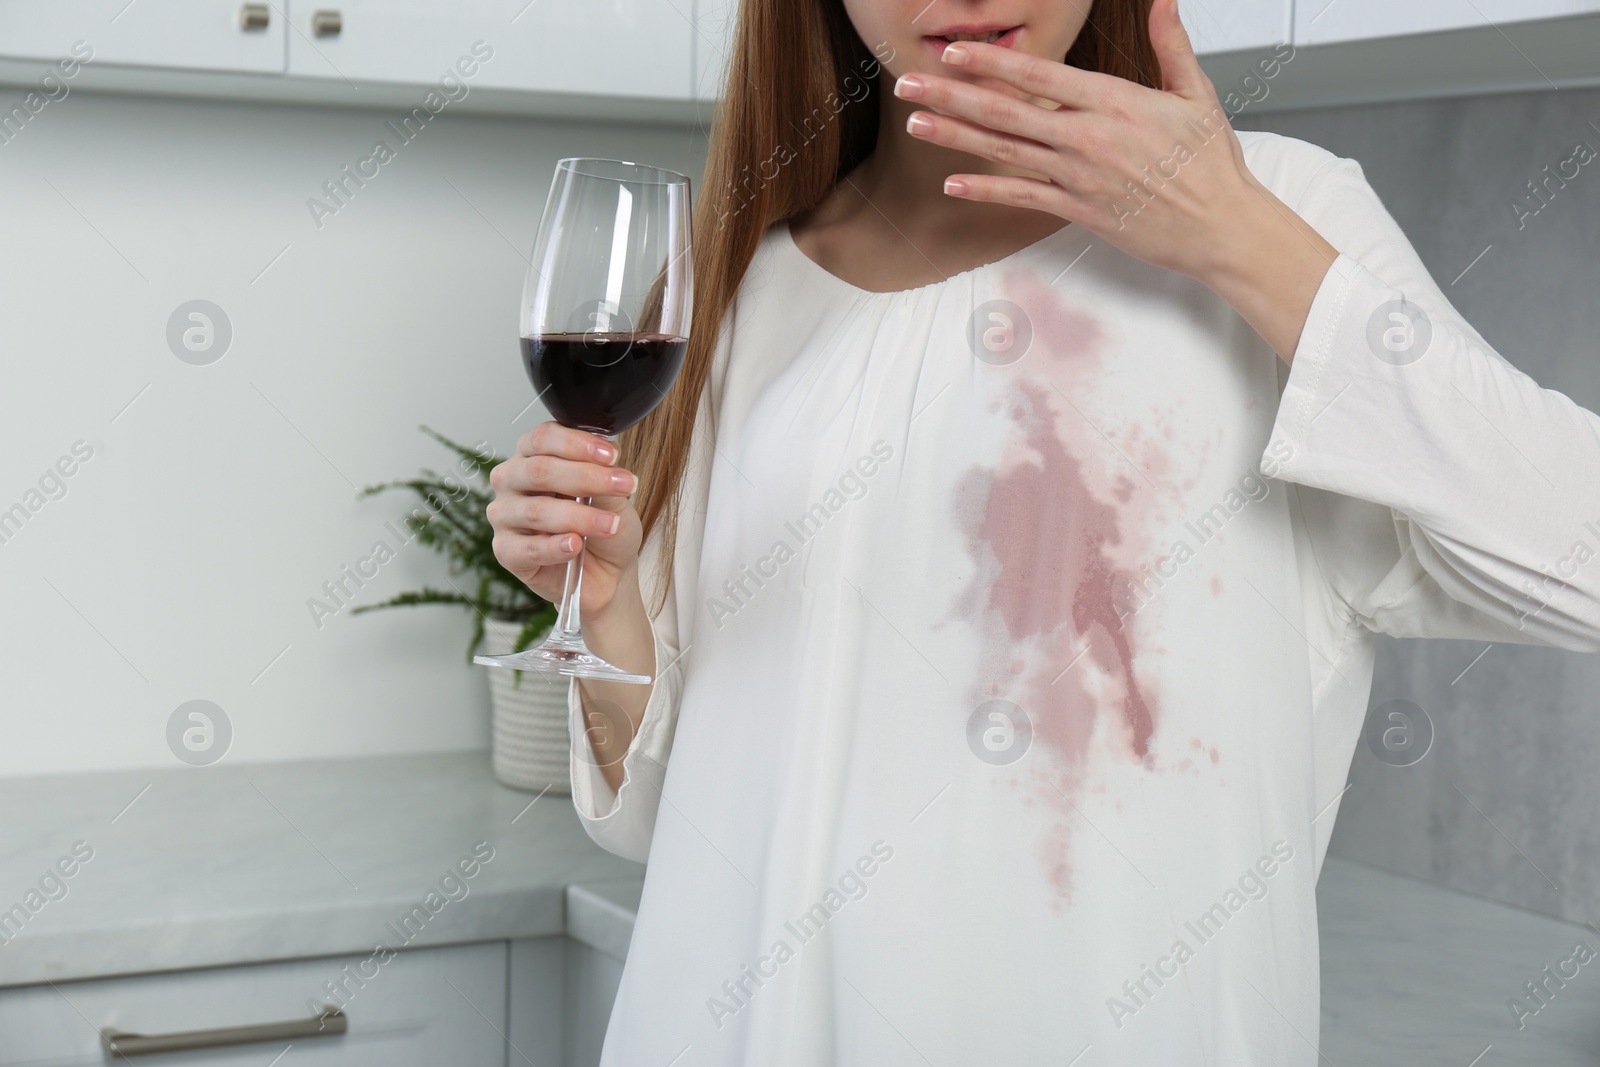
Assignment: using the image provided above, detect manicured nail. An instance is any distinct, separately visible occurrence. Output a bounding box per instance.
[594,441,617,463]
[564,535,580,553]
[944,177,969,196]
[907,112,934,135]
[942,42,971,65]
[600,513,620,535]
[610,469,637,493]
[894,73,924,99]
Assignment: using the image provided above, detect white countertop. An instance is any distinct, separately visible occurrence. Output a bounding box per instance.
[0,752,642,987]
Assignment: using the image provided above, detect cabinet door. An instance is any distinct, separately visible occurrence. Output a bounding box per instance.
[1296,0,1600,46]
[1182,0,1292,54]
[507,936,626,1067]
[0,0,287,73]
[0,942,507,1066]
[564,939,627,1067]
[508,937,569,1067]
[285,0,693,101]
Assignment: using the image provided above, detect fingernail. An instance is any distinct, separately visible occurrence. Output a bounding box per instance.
[601,513,620,535]
[894,74,924,99]
[610,469,637,493]
[565,534,580,553]
[594,441,617,463]
[944,177,969,196]
[906,112,934,135]
[942,42,970,65]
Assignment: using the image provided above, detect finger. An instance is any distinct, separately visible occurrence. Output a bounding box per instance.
[496,530,582,574]
[585,491,634,516]
[493,453,638,499]
[895,71,1068,149]
[514,421,618,464]
[904,109,1062,180]
[937,38,1119,111]
[942,173,1082,218]
[493,495,624,538]
[1147,0,1209,97]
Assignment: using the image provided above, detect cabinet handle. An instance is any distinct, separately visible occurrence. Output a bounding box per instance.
[238,2,270,30]
[311,9,343,36]
[101,1006,345,1057]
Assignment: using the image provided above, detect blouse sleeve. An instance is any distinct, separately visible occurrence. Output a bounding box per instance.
[565,515,687,863]
[1260,150,1600,653]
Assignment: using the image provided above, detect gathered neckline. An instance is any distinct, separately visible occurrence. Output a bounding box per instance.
[775,217,1083,299]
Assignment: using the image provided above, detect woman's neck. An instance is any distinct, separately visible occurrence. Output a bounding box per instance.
[786,84,1068,291]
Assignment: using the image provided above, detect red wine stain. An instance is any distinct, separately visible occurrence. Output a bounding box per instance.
[954,380,1148,765]
[948,270,1197,906]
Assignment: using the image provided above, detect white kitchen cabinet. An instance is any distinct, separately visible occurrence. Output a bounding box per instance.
[509,938,627,1067]
[0,942,510,1065]
[285,0,693,101]
[1182,0,1292,55]
[508,883,641,1067]
[0,0,287,73]
[563,939,627,1067]
[1296,0,1600,46]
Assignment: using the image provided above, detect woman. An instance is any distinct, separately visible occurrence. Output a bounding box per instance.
[487,0,1600,1062]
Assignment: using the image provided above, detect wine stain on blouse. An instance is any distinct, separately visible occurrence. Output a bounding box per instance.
[949,269,1208,906]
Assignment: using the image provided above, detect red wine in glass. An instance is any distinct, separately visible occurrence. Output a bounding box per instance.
[521,334,688,436]
[475,158,693,684]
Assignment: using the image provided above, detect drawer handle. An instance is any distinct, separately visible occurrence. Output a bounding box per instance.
[238,2,270,30]
[312,9,342,36]
[101,1005,345,1057]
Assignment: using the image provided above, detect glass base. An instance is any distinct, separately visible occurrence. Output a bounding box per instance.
[474,630,651,684]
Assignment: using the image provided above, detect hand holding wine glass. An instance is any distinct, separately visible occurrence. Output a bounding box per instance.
[487,420,643,616]
[477,158,692,684]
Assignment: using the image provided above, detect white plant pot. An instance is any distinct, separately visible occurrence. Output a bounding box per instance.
[481,617,571,795]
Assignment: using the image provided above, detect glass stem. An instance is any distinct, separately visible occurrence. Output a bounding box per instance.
[552,496,590,642]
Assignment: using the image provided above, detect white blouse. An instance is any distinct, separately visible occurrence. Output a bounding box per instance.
[564,130,1600,1066]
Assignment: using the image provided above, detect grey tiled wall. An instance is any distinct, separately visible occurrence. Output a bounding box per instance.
[1237,87,1600,924]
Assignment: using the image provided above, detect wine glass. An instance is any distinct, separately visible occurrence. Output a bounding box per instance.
[475,158,692,684]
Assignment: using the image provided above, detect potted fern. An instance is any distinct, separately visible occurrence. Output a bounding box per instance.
[355,427,569,794]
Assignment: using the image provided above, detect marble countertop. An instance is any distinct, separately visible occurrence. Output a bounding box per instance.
[566,880,645,964]
[0,752,642,988]
[1321,855,1600,1065]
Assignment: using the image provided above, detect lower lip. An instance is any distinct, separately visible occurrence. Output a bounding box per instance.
[924,27,1021,58]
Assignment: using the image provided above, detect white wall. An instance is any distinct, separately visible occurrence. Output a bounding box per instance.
[0,89,708,778]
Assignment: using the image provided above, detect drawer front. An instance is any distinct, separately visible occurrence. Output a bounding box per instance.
[0,942,507,1066]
